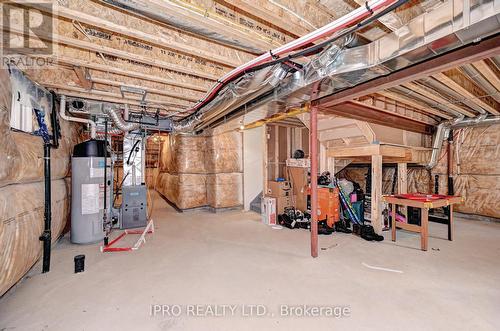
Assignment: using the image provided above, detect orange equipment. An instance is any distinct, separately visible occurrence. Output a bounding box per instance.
[308,187,340,227]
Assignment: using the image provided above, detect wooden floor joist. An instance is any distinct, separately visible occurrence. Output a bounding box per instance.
[91,77,200,103]
[43,83,190,109]
[15,2,243,68]
[377,91,453,120]
[5,27,221,81]
[472,60,500,91]
[433,71,500,115]
[320,100,434,134]
[402,82,476,118]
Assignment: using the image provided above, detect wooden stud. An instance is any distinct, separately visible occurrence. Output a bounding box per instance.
[397,162,408,219]
[371,154,383,234]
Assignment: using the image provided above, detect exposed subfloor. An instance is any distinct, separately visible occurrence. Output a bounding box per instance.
[1,193,499,331]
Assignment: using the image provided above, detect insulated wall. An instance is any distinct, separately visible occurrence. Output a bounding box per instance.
[432,125,500,219]
[0,69,79,296]
[156,131,243,210]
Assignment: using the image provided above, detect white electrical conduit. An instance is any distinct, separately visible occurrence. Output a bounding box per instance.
[59,95,97,139]
[184,0,397,116]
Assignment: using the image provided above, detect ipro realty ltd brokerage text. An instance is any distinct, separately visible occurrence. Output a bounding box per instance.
[150,304,351,318]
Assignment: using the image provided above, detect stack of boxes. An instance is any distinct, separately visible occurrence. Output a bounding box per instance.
[266,180,295,214]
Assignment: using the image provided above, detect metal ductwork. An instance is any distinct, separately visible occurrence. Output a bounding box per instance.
[59,95,97,139]
[426,115,500,169]
[179,0,500,132]
[103,107,140,132]
[426,122,451,170]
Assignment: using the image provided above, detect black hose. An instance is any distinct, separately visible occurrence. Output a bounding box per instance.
[126,139,141,165]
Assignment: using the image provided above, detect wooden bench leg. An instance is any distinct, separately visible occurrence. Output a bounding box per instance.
[421,208,429,251]
[391,203,396,242]
[448,205,454,241]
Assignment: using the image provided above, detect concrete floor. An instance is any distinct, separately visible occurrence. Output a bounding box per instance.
[1,193,500,331]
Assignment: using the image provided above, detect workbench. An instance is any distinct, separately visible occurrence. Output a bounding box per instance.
[383,194,463,251]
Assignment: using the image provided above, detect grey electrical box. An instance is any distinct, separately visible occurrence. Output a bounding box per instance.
[121,185,148,229]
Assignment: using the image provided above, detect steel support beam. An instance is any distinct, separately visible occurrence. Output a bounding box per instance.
[312,35,500,108]
[310,104,318,258]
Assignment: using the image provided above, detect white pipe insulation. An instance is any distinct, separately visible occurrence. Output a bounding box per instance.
[59,95,97,139]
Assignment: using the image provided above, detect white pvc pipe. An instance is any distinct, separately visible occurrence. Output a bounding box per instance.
[59,95,97,139]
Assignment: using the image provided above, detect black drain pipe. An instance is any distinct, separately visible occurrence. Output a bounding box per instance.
[447,129,454,196]
[40,142,52,273]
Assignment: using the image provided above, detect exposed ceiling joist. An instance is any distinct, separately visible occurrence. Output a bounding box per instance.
[105,0,282,53]
[401,82,476,117]
[433,70,500,115]
[91,77,200,103]
[215,0,310,37]
[44,83,189,109]
[53,56,208,92]
[377,91,453,120]
[13,1,243,68]
[5,27,220,81]
[319,101,434,134]
[471,60,500,92]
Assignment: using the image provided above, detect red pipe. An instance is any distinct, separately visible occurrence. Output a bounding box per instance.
[310,105,319,258]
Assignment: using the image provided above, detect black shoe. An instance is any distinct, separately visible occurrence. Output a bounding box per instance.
[352,223,362,236]
[316,221,334,235]
[335,221,352,234]
[360,225,384,241]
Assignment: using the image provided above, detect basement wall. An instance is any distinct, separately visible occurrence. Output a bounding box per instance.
[156,131,243,210]
[432,125,500,219]
[0,69,79,296]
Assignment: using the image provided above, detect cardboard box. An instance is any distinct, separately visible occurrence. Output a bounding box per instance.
[276,195,296,214]
[267,180,291,197]
[261,197,277,225]
[286,158,310,168]
[287,167,308,211]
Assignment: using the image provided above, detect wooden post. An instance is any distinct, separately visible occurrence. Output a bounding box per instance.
[397,162,408,218]
[319,143,327,173]
[391,203,396,241]
[371,154,383,234]
[448,204,454,241]
[310,106,319,258]
[327,156,335,176]
[421,208,429,251]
